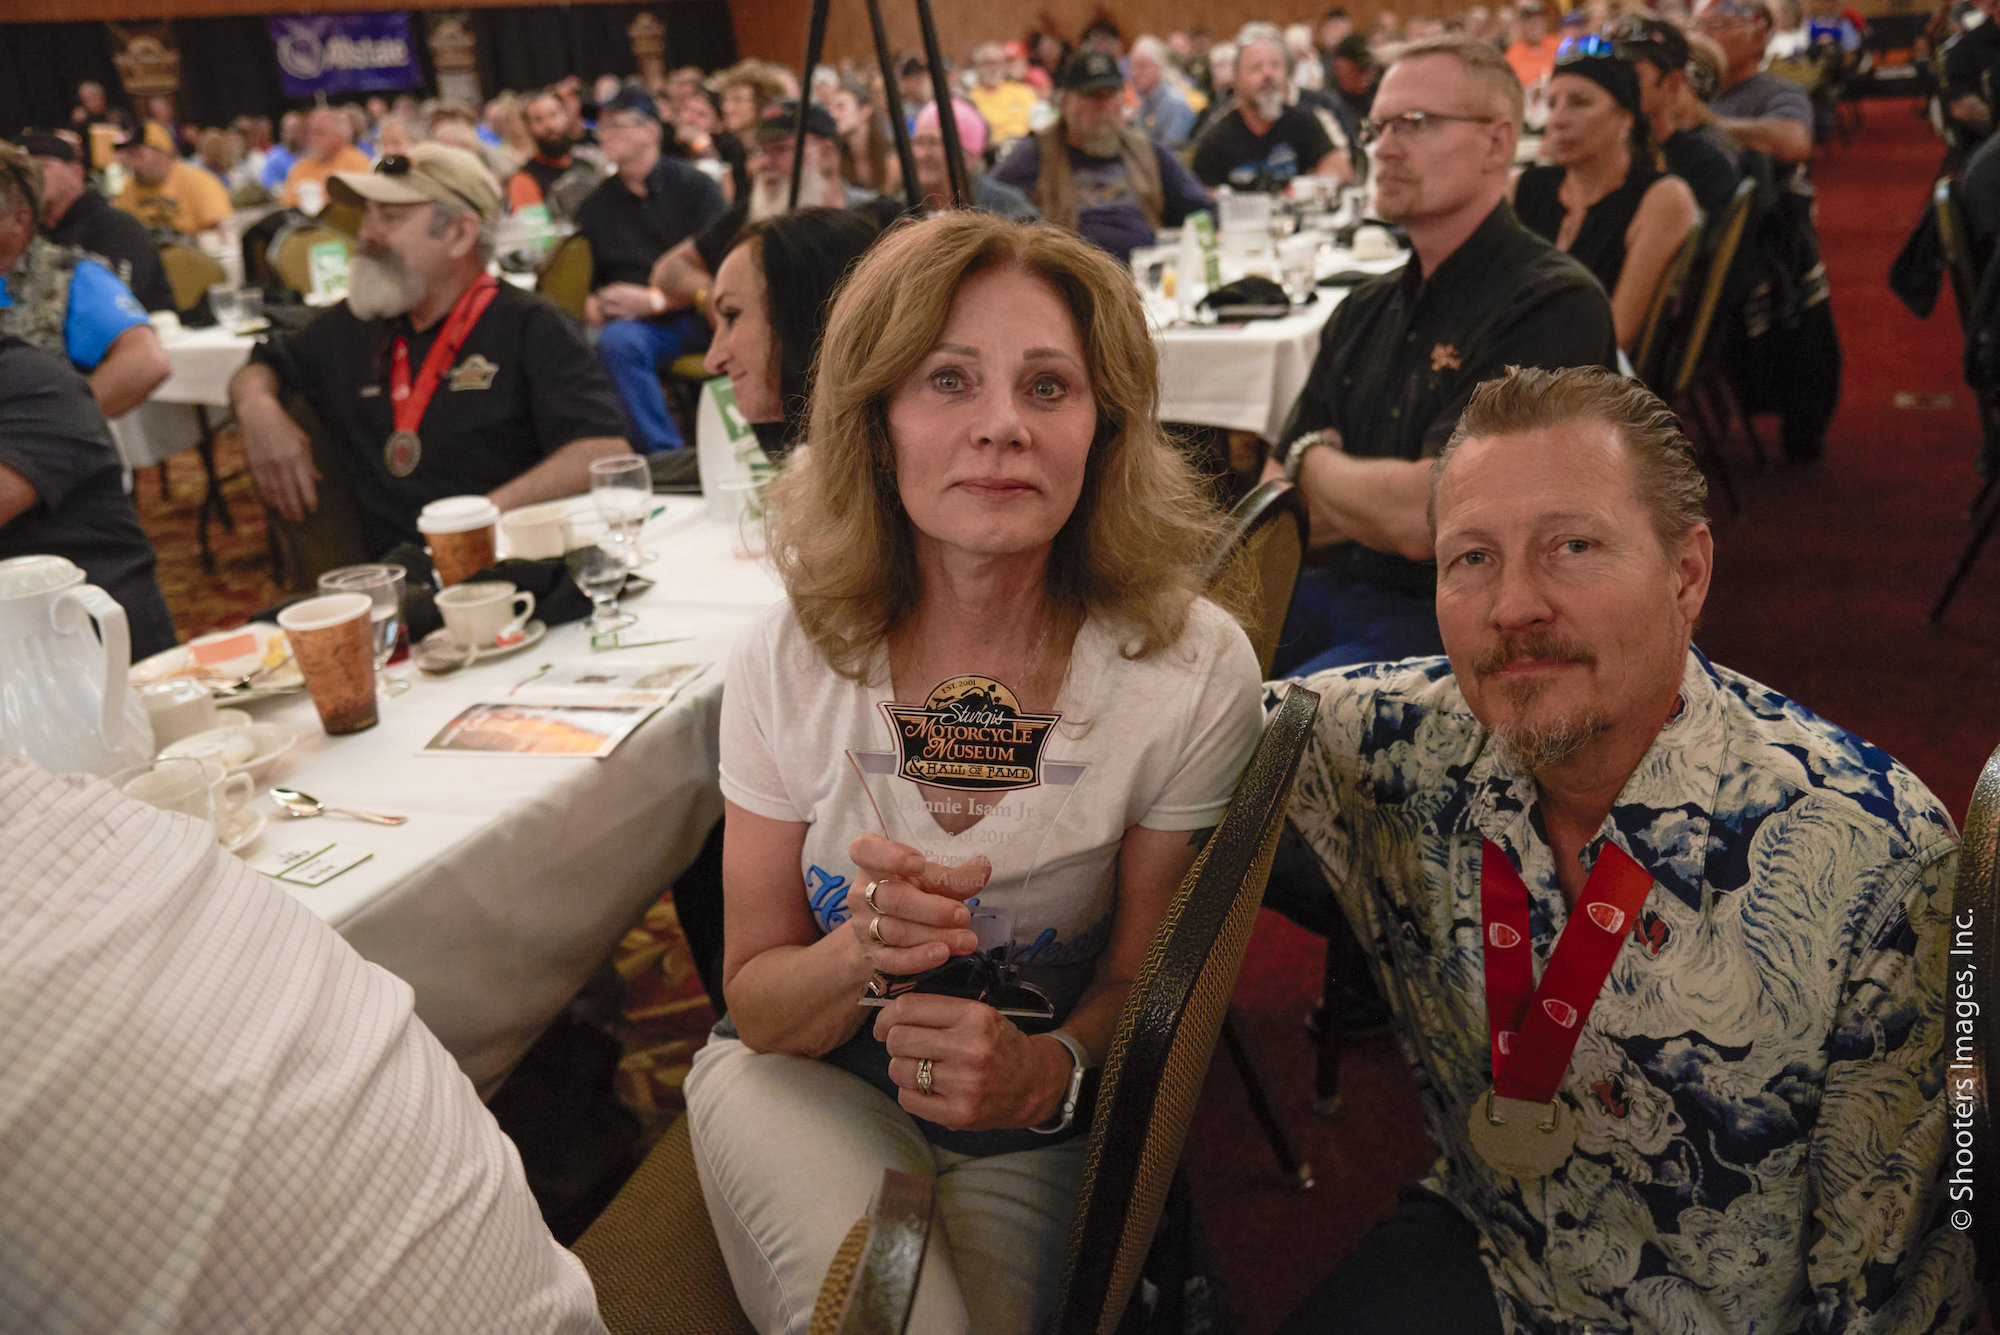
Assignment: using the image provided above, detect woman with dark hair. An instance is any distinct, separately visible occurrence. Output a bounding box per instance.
[1510,42,1699,353]
[828,76,899,195]
[702,208,884,456]
[685,211,1260,1335]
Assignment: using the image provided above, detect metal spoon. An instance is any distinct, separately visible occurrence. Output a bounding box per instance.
[270,788,408,826]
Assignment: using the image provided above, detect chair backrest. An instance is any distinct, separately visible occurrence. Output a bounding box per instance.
[538,231,594,321]
[268,224,352,297]
[318,199,363,240]
[807,1169,933,1335]
[156,242,225,315]
[1203,480,1309,677]
[1937,176,1982,340]
[1632,212,1705,390]
[570,1115,756,1335]
[1953,739,2000,1318]
[1669,176,1759,398]
[1050,682,1322,1335]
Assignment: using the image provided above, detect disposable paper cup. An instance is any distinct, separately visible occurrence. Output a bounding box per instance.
[278,593,378,735]
[419,496,500,588]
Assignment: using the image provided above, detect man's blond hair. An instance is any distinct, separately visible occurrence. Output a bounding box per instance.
[1386,33,1526,124]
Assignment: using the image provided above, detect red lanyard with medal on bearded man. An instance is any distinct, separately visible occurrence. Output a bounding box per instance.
[382,274,500,478]
[1467,838,1653,1178]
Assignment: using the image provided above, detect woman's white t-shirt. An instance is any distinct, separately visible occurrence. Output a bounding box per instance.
[719,596,1264,1013]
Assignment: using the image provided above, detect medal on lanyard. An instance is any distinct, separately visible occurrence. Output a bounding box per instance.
[1466,838,1652,1178]
[384,276,500,478]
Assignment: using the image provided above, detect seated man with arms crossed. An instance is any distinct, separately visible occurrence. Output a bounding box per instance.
[233,144,631,559]
[1275,365,1975,1335]
[1267,35,1616,675]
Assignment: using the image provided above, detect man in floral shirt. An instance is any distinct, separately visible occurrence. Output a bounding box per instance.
[1277,366,1976,1334]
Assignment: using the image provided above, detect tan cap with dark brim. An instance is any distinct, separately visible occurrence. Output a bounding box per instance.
[328,142,501,224]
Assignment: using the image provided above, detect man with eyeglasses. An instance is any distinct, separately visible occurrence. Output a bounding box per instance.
[231,144,632,559]
[1264,35,1616,677]
[573,82,726,454]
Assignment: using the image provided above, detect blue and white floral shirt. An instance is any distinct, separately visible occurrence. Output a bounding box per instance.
[1282,649,1976,1334]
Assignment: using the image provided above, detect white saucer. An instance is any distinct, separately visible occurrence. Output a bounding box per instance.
[473,619,548,663]
[219,805,267,854]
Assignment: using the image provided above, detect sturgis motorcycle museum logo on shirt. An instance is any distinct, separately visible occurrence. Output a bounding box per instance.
[880,675,1060,792]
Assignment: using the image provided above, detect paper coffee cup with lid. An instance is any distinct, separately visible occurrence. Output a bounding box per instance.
[418,495,500,588]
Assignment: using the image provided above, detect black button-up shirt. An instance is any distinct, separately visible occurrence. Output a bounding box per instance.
[1279,200,1617,596]
[573,155,727,290]
[253,283,626,558]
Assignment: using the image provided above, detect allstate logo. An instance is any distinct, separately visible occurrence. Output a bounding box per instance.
[275,24,327,80]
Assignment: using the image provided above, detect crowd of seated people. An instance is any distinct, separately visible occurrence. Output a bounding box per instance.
[14,6,1991,1331]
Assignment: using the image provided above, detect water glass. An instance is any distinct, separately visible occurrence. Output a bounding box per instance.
[209,285,242,327]
[1279,236,1321,303]
[566,543,635,633]
[590,455,653,568]
[318,563,410,696]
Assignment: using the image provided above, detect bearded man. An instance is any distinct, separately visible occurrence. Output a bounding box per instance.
[1273,365,1976,1335]
[990,49,1213,260]
[1191,23,1350,189]
[506,87,600,221]
[230,144,631,559]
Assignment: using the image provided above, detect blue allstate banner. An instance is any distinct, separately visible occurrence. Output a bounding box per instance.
[268,12,422,98]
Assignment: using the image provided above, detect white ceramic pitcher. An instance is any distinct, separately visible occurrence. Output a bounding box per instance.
[0,555,154,777]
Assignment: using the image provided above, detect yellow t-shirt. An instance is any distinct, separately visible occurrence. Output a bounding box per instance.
[116,161,234,236]
[967,81,1040,148]
[281,146,371,211]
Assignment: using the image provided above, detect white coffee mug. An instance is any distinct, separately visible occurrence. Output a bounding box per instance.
[499,502,572,560]
[435,580,536,650]
[122,757,224,822]
[139,679,218,747]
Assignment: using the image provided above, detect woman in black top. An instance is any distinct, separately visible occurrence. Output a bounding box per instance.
[1511,44,1698,354]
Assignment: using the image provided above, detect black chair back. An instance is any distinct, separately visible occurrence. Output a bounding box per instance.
[1051,683,1322,1334]
[1937,176,1982,340]
[1670,176,1760,399]
[1634,213,1704,391]
[1204,480,1309,677]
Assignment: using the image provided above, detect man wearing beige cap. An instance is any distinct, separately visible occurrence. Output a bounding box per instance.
[230,143,632,558]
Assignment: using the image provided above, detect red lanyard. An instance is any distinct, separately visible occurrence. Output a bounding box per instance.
[390,275,499,437]
[1480,838,1653,1104]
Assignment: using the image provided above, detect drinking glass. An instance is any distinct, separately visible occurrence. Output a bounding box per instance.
[590,455,654,568]
[566,543,635,633]
[209,285,242,327]
[318,563,410,696]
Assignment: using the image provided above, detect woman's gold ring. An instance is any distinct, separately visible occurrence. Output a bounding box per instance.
[863,880,883,913]
[869,915,885,946]
[916,1057,934,1096]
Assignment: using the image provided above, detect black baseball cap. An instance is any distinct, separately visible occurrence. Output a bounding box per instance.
[1332,34,1375,65]
[597,81,661,125]
[755,98,838,142]
[18,130,76,163]
[1059,49,1125,94]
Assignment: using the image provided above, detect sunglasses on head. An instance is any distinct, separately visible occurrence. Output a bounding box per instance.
[1555,33,1620,61]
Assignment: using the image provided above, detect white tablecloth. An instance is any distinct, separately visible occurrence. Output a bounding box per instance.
[107,327,260,476]
[223,498,782,1094]
[1149,248,1407,441]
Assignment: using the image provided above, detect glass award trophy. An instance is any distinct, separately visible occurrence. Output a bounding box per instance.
[849,674,1089,1020]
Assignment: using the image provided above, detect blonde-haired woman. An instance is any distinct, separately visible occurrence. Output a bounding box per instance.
[686,212,1262,1335]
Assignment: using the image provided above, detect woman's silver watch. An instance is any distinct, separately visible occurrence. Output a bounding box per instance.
[1030,1031,1092,1135]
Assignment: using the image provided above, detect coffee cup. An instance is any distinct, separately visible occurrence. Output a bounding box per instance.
[1350,224,1399,261]
[435,580,536,650]
[419,495,501,588]
[160,724,258,772]
[499,501,571,560]
[122,757,215,822]
[277,593,378,735]
[140,678,218,747]
[147,309,182,338]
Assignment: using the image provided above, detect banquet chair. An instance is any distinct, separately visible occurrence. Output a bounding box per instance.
[268,224,352,299]
[1049,682,1320,1334]
[1951,736,2000,1317]
[1926,175,2000,623]
[1663,176,1760,518]
[157,241,225,315]
[1632,213,1704,392]
[1202,481,1317,1187]
[263,389,369,593]
[538,233,594,322]
[808,1169,933,1334]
